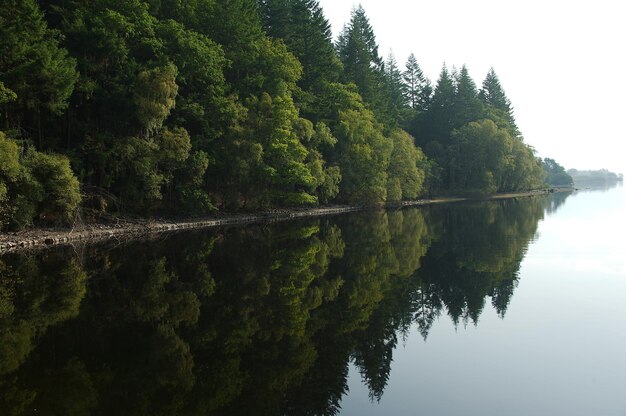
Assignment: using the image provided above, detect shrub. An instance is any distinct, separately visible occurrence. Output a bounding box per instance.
[23,150,82,224]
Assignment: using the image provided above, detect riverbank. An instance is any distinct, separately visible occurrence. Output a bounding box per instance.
[0,188,567,253]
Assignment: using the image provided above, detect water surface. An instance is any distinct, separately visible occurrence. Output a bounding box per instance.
[1,184,624,415]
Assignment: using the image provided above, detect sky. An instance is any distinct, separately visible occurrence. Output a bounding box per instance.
[317,0,625,174]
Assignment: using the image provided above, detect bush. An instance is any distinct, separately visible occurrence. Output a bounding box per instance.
[0,131,81,229]
[23,150,82,224]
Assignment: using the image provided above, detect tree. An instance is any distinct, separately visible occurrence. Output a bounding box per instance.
[452,65,484,128]
[258,0,342,93]
[0,0,78,146]
[387,129,426,201]
[134,63,179,136]
[383,52,408,127]
[422,64,456,145]
[542,158,573,186]
[479,68,520,137]
[402,53,431,111]
[335,108,392,204]
[336,6,390,124]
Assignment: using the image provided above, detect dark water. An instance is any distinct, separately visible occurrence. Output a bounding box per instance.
[1,184,625,415]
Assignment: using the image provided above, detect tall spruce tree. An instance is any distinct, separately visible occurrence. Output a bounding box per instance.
[479,68,520,137]
[451,65,484,129]
[423,64,456,145]
[403,53,431,111]
[336,6,390,124]
[259,0,341,92]
[383,52,408,127]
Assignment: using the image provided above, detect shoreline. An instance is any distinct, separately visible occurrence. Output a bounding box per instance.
[0,189,567,254]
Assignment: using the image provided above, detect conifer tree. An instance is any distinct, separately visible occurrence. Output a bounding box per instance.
[403,53,431,111]
[479,68,520,137]
[383,52,408,126]
[336,6,389,123]
[424,64,456,144]
[259,0,341,92]
[451,65,484,129]
[0,0,78,145]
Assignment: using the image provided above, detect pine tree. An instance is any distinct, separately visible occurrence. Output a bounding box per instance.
[258,0,342,120]
[336,5,388,122]
[451,65,484,129]
[424,64,456,144]
[383,52,408,126]
[402,53,431,111]
[479,68,520,137]
[0,0,78,146]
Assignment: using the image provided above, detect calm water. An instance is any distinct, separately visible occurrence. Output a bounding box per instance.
[1,183,624,415]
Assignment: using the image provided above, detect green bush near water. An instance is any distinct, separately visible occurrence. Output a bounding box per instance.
[0,132,81,230]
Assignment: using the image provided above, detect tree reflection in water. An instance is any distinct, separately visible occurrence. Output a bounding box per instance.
[0,193,567,415]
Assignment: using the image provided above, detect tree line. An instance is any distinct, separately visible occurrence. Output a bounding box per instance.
[1,0,555,230]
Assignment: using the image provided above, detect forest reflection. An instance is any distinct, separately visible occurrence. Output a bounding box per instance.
[0,194,569,415]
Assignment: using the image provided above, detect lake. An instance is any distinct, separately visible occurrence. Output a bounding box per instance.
[1,183,624,415]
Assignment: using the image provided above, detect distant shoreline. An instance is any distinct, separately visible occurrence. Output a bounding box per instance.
[0,188,569,254]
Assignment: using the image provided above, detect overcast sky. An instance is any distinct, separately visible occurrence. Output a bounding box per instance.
[317,0,625,174]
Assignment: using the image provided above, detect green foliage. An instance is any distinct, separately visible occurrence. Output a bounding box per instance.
[0,0,78,118]
[421,65,456,145]
[110,127,211,213]
[382,53,409,128]
[479,68,520,137]
[306,123,341,204]
[452,65,484,128]
[0,131,81,229]
[259,0,342,93]
[403,53,431,111]
[336,6,391,124]
[335,109,392,204]
[23,150,82,224]
[448,119,544,194]
[0,82,17,105]
[134,63,179,135]
[0,0,550,226]
[387,129,426,200]
[542,158,573,186]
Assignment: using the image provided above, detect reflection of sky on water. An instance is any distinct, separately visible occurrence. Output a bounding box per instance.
[342,186,626,416]
[529,185,626,277]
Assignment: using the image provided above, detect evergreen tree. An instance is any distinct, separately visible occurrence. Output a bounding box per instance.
[259,0,341,92]
[479,68,520,137]
[451,65,484,128]
[0,0,78,147]
[383,52,408,126]
[336,6,390,124]
[423,64,456,144]
[402,53,431,111]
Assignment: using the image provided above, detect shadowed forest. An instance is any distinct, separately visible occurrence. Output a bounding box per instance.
[1,0,556,231]
[0,193,570,415]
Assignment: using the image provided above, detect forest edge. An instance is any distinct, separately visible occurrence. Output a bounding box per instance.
[0,188,572,254]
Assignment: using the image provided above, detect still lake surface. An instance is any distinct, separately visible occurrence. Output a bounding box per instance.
[1,183,624,415]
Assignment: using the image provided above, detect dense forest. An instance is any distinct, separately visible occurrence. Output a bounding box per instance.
[0,0,553,230]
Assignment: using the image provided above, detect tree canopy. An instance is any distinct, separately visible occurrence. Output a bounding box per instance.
[0,0,556,229]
